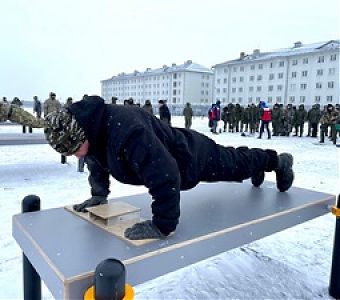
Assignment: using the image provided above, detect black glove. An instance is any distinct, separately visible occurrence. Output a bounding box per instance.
[124,220,165,240]
[73,196,107,212]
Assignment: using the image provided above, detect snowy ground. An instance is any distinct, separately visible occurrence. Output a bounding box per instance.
[0,116,339,299]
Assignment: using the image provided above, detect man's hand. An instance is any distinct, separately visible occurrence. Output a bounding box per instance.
[73,196,107,212]
[124,220,165,240]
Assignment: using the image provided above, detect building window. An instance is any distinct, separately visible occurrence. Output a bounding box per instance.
[268,85,273,92]
[257,75,262,81]
[268,97,273,103]
[223,68,227,73]
[205,83,209,87]
[251,65,255,70]
[329,68,336,75]
[233,67,237,72]
[216,88,220,94]
[232,88,236,93]
[173,73,177,79]
[318,56,324,63]
[224,78,227,83]
[256,86,262,92]
[278,73,284,79]
[240,76,244,82]
[276,96,282,102]
[258,64,263,69]
[238,87,243,92]
[232,77,236,83]
[173,82,177,87]
[250,76,254,81]
[240,66,244,72]
[330,54,337,61]
[238,97,243,102]
[300,83,307,90]
[300,96,306,103]
[292,59,298,65]
[279,61,284,67]
[290,84,296,91]
[302,70,308,77]
[270,62,274,68]
[291,72,297,78]
[223,88,227,93]
[173,89,176,95]
[217,79,220,84]
[317,69,323,76]
[289,96,295,103]
[315,96,321,102]
[248,97,253,103]
[277,85,283,91]
[269,73,274,80]
[316,83,322,89]
[249,86,254,92]
[328,81,334,88]
[256,97,261,102]
[303,58,309,64]
[327,96,333,102]
[173,97,176,103]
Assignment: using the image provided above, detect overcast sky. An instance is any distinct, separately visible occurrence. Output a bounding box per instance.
[0,0,338,102]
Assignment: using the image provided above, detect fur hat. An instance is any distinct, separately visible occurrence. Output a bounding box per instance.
[44,109,86,156]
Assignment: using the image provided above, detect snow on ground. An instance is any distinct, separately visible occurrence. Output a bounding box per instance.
[0,116,339,299]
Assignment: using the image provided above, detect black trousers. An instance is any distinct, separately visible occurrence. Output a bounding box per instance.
[259,121,271,139]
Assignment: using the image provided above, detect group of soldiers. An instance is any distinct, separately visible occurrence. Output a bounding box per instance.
[217,102,340,144]
[0,92,74,129]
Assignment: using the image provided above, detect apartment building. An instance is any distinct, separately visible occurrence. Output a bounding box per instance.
[101,60,214,105]
[213,40,340,107]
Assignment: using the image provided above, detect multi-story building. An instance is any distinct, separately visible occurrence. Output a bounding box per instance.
[101,60,214,105]
[213,40,340,107]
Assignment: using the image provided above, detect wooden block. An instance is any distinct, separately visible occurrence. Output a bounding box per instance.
[87,202,141,227]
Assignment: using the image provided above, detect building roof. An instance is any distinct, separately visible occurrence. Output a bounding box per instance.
[213,40,340,68]
[101,60,213,82]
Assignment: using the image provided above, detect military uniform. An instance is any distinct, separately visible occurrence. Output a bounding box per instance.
[182,103,193,129]
[44,92,61,117]
[271,104,282,136]
[293,104,307,137]
[320,104,338,143]
[0,101,45,127]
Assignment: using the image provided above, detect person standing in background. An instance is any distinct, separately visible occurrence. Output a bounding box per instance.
[158,100,171,125]
[44,92,61,117]
[182,102,193,129]
[33,96,42,118]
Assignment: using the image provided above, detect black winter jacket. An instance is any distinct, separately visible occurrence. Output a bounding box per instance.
[68,96,219,234]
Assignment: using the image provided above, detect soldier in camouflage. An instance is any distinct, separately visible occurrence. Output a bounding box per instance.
[0,100,45,128]
[44,92,61,117]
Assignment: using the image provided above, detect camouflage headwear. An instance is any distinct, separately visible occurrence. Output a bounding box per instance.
[44,109,86,156]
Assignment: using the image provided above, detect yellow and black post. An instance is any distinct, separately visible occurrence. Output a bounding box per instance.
[22,195,41,300]
[329,194,340,298]
[84,258,134,300]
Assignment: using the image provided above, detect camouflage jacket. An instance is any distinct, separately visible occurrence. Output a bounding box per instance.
[44,98,61,116]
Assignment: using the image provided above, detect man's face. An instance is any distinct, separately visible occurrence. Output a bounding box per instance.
[74,140,89,159]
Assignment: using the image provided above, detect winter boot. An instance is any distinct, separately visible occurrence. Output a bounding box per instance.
[124,220,166,240]
[251,171,265,187]
[275,153,294,192]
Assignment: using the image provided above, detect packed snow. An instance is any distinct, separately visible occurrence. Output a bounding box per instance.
[0,116,339,299]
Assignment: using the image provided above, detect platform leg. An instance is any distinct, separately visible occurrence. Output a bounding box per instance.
[22,126,26,134]
[29,127,33,133]
[61,155,66,164]
[78,157,85,172]
[22,195,41,300]
[95,258,126,300]
[329,194,340,298]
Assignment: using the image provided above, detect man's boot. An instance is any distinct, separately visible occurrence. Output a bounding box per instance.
[251,171,265,187]
[275,153,294,192]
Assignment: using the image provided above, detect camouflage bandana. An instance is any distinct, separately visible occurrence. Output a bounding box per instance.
[44,109,86,156]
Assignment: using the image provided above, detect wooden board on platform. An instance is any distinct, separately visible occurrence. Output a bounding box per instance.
[65,202,152,246]
[13,181,335,299]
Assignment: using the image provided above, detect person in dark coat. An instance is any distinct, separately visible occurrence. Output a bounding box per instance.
[33,96,42,118]
[44,96,294,240]
[158,99,171,125]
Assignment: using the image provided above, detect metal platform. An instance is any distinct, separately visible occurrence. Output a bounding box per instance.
[12,181,335,299]
[0,133,47,145]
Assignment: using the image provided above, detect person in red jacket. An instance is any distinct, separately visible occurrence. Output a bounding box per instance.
[258,100,272,139]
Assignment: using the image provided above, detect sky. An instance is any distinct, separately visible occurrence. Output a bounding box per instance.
[0,0,339,102]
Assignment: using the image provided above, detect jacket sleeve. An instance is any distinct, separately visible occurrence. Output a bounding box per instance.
[122,127,180,235]
[85,156,110,197]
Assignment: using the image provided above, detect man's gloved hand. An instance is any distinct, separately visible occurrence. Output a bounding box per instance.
[124,220,165,240]
[73,196,107,212]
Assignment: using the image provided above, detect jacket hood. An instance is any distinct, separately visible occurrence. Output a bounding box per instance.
[68,95,106,147]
